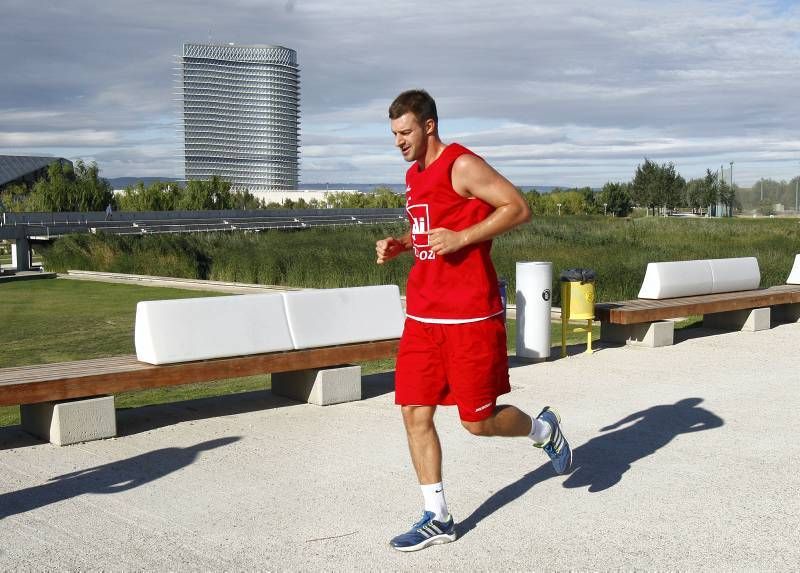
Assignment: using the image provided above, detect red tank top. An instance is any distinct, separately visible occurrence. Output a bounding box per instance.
[404,143,502,320]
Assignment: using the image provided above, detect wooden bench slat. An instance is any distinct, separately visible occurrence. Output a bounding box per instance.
[0,339,399,406]
[0,356,149,385]
[595,285,800,325]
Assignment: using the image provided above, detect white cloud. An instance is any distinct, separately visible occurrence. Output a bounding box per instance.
[0,0,798,184]
[0,130,118,147]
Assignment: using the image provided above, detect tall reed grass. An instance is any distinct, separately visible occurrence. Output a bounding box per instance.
[40,217,800,304]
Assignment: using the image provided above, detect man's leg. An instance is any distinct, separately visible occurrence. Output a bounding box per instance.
[460,404,531,437]
[390,405,457,552]
[446,317,573,474]
[461,404,572,474]
[401,405,442,484]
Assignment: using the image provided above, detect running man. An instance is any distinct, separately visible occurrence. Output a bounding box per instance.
[376,89,573,552]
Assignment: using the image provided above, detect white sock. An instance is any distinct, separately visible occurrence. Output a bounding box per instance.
[529,416,552,444]
[420,482,449,521]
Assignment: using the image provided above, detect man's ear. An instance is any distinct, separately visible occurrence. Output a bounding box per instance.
[425,118,436,135]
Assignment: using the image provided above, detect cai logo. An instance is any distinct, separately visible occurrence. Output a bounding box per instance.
[407,203,430,248]
[542,289,551,301]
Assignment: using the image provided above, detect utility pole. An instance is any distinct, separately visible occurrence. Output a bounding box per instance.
[729,161,734,217]
[795,161,799,213]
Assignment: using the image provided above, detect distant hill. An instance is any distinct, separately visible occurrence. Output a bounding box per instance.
[107,177,180,189]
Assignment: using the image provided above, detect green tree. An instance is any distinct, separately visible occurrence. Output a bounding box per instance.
[371,186,405,208]
[599,182,633,217]
[684,178,703,213]
[522,189,543,215]
[231,189,264,210]
[24,160,113,212]
[542,190,586,215]
[0,183,31,212]
[73,160,114,211]
[700,169,720,213]
[718,178,738,216]
[117,181,182,211]
[178,177,234,210]
[630,158,685,215]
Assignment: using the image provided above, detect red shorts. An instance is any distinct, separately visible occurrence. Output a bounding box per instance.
[395,315,510,422]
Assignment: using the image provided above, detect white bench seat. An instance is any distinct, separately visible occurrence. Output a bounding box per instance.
[135,285,405,365]
[637,257,760,299]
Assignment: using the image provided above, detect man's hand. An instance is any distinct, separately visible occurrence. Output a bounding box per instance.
[425,227,466,255]
[376,236,408,264]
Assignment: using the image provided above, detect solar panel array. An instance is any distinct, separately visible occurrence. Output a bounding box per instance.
[1,209,407,240]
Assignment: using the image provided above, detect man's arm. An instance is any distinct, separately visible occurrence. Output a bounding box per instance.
[376,232,412,264]
[425,154,531,255]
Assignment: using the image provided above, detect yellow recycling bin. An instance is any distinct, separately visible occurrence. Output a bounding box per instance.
[559,269,596,357]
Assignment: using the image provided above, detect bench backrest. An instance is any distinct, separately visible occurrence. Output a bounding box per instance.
[788,254,800,285]
[135,285,405,365]
[135,293,294,364]
[637,257,760,299]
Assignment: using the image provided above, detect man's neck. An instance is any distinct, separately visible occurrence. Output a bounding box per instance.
[416,138,447,171]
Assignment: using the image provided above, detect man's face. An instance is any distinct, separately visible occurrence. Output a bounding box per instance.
[390,112,429,163]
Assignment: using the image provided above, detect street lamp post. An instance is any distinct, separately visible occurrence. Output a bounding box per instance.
[795,168,799,213]
[729,161,734,217]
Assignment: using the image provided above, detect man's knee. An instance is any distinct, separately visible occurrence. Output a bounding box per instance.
[461,418,494,436]
[401,405,436,432]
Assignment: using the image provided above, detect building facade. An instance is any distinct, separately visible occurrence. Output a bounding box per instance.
[178,43,300,192]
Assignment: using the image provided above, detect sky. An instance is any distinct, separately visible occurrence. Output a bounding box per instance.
[1,0,798,188]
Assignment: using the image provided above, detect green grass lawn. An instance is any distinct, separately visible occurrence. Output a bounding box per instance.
[0,279,601,427]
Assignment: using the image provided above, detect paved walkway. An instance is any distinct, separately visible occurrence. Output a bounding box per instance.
[1,323,798,570]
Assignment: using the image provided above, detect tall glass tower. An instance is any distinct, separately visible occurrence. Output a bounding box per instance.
[178,43,300,192]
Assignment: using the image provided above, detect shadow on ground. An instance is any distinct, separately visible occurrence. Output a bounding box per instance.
[0,370,399,449]
[121,370,398,435]
[508,341,603,367]
[457,398,724,538]
[117,391,300,437]
[673,323,739,344]
[362,370,396,399]
[0,437,239,520]
[0,427,41,451]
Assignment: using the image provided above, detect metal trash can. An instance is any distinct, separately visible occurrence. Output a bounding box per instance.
[516,261,553,361]
[516,261,552,361]
[559,268,596,357]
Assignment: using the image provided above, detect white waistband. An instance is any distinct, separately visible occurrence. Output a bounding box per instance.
[406,309,503,324]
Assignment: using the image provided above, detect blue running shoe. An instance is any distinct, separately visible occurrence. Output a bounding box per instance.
[534,406,573,474]
[389,511,457,552]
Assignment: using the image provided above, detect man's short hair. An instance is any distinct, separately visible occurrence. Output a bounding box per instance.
[389,89,438,124]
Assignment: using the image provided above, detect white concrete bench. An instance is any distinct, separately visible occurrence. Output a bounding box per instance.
[4,285,405,445]
[597,257,800,347]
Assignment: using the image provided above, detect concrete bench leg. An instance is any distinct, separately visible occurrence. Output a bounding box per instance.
[271,365,361,406]
[703,307,770,331]
[20,396,117,446]
[772,303,800,323]
[600,321,674,347]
